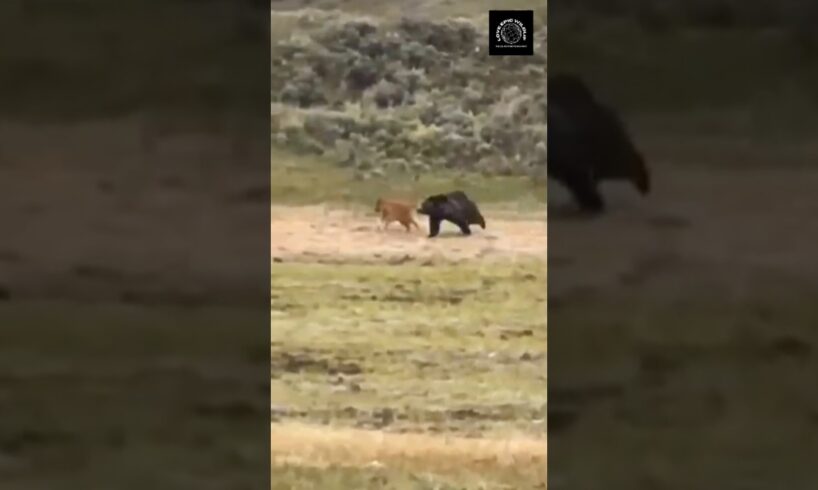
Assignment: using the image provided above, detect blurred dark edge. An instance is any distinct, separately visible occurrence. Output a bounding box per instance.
[548,1,818,489]
[0,1,270,489]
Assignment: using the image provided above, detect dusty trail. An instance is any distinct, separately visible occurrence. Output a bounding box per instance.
[271,205,547,263]
[270,422,546,477]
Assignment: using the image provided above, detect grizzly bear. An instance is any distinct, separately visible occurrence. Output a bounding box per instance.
[417,191,486,238]
[547,73,650,213]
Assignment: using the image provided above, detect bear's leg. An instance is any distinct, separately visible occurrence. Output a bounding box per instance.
[428,217,441,237]
[573,183,604,213]
[564,173,605,213]
[453,219,472,235]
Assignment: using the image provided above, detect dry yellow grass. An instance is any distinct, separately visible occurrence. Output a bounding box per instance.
[271,422,546,480]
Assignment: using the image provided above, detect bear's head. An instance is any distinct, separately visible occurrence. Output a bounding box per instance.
[417,194,449,216]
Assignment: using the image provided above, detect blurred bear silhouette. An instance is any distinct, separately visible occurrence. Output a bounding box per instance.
[547,73,650,214]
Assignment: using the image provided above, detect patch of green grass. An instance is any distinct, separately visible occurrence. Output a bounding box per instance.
[272,465,455,490]
[271,147,547,208]
[270,259,546,434]
[271,464,533,490]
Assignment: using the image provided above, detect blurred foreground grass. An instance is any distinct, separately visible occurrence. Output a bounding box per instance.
[0,301,266,489]
[549,274,818,488]
[271,465,473,490]
[271,464,532,490]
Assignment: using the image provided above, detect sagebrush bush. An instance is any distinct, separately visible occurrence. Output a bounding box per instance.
[271,10,548,178]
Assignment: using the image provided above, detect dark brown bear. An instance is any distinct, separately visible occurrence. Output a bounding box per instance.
[417,191,486,238]
[547,73,650,213]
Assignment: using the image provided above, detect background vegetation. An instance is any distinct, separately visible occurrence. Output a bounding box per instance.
[271,4,549,180]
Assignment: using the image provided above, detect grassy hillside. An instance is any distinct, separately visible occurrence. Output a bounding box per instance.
[270,5,549,178]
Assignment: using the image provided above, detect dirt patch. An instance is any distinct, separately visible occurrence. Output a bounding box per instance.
[270,422,546,478]
[548,166,818,295]
[271,205,546,263]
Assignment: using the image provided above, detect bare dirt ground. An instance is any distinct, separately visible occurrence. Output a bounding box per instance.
[548,165,818,295]
[272,162,818,284]
[270,422,546,477]
[271,205,546,264]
